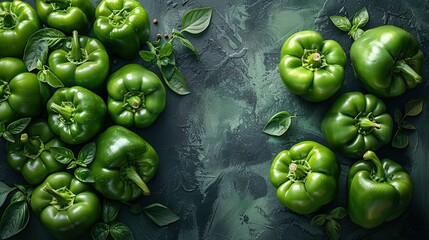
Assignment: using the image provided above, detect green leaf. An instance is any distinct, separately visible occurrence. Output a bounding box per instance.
[77,142,96,166]
[7,117,31,134]
[162,67,190,95]
[181,7,213,34]
[263,111,296,136]
[310,214,327,227]
[0,181,16,208]
[0,122,5,132]
[350,28,364,40]
[352,7,369,28]
[401,121,416,130]
[159,42,173,58]
[2,131,15,142]
[326,220,341,240]
[42,68,64,88]
[172,28,186,38]
[0,201,30,239]
[161,64,175,80]
[139,50,156,62]
[102,199,121,224]
[329,207,347,220]
[10,190,26,203]
[329,16,351,32]
[392,130,409,149]
[74,167,94,183]
[404,99,423,117]
[67,161,78,169]
[91,222,110,240]
[129,204,144,215]
[143,203,180,227]
[393,108,402,124]
[109,222,134,240]
[50,146,75,164]
[178,37,199,59]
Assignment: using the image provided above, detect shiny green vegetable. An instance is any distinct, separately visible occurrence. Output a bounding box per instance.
[7,119,66,185]
[270,141,340,214]
[0,0,41,58]
[321,91,393,158]
[107,64,166,128]
[348,151,412,229]
[30,171,101,240]
[90,125,159,202]
[279,30,346,102]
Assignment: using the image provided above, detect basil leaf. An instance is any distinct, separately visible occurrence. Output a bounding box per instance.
[392,130,409,149]
[43,68,64,88]
[102,199,121,224]
[401,121,416,130]
[329,16,351,32]
[110,222,134,240]
[77,142,96,165]
[393,108,402,124]
[162,67,190,95]
[67,161,78,169]
[2,131,15,142]
[172,28,185,38]
[143,203,180,227]
[50,146,75,164]
[181,8,213,34]
[74,167,94,183]
[404,99,423,117]
[0,201,30,239]
[310,214,327,227]
[263,111,296,136]
[7,117,31,135]
[161,64,175,80]
[352,7,369,28]
[329,207,347,220]
[0,122,5,132]
[0,181,15,208]
[129,204,144,215]
[139,50,156,62]
[178,37,199,59]
[10,190,26,203]
[91,222,110,240]
[159,42,173,58]
[350,28,364,41]
[326,220,341,240]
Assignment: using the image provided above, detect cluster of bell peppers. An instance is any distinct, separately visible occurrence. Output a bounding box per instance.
[0,0,167,239]
[272,8,420,231]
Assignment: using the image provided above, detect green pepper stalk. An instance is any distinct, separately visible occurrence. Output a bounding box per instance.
[347,151,413,229]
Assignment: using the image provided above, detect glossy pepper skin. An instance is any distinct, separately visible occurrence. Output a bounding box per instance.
[348,151,412,229]
[46,86,107,145]
[321,92,393,159]
[35,0,95,34]
[0,57,51,124]
[48,30,110,91]
[0,0,41,58]
[270,141,340,214]
[107,64,166,128]
[30,172,101,240]
[279,30,346,102]
[7,119,66,185]
[90,125,159,202]
[93,0,151,60]
[350,25,423,98]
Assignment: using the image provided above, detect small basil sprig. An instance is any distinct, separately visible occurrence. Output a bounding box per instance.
[129,203,180,227]
[50,142,96,183]
[392,99,424,149]
[0,182,32,239]
[0,117,31,142]
[91,199,134,240]
[311,207,348,240]
[263,111,296,136]
[23,28,65,88]
[139,7,212,95]
[330,7,369,40]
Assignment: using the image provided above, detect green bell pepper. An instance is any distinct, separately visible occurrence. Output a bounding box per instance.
[350,25,423,98]
[93,0,151,60]
[90,125,159,201]
[348,151,412,229]
[0,57,51,124]
[279,30,346,102]
[321,91,393,159]
[35,0,95,34]
[0,0,41,58]
[30,171,101,240]
[107,64,166,128]
[7,119,66,185]
[47,86,107,145]
[270,141,340,214]
[48,30,110,91]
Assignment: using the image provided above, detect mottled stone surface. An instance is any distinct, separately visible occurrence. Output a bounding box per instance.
[1,0,428,239]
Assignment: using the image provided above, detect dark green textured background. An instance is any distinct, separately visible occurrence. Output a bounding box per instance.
[1,0,428,239]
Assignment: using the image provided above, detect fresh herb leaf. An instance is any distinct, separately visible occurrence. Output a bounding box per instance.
[139,50,156,62]
[102,199,121,224]
[329,16,351,32]
[181,8,213,34]
[143,203,180,227]
[392,130,409,149]
[2,131,15,142]
[0,181,16,208]
[178,37,199,58]
[404,99,423,117]
[310,214,327,227]
[326,220,341,240]
[74,167,94,183]
[91,222,110,240]
[7,117,31,135]
[77,142,96,166]
[391,99,424,149]
[329,207,348,220]
[263,111,296,136]
[352,7,369,28]
[0,200,30,239]
[330,7,368,40]
[162,67,190,95]
[109,222,134,240]
[37,67,64,88]
[51,146,75,164]
[159,42,173,58]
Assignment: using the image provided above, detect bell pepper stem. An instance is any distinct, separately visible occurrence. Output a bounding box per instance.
[128,96,142,109]
[289,163,307,180]
[359,118,381,129]
[124,166,150,196]
[50,102,74,123]
[45,0,70,9]
[363,150,385,180]
[395,59,422,84]
[70,30,83,62]
[43,185,74,208]
[0,11,16,28]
